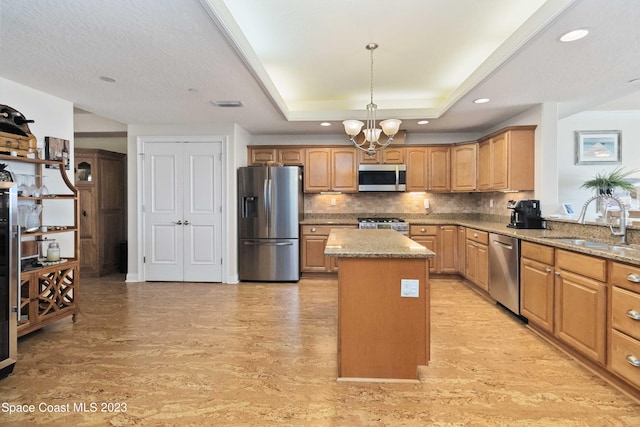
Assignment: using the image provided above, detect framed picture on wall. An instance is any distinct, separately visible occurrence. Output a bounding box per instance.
[44,136,70,169]
[575,130,621,165]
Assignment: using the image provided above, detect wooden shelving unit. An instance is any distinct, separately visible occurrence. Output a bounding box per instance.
[0,154,81,337]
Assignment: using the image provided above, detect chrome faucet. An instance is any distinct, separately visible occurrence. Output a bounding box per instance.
[577,194,628,245]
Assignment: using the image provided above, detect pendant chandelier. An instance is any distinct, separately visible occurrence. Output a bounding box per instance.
[343,43,402,156]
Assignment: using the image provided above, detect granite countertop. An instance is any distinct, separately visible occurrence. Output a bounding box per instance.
[324,229,435,259]
[305,215,640,266]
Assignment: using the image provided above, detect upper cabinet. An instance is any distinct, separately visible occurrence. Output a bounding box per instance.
[358,147,405,164]
[357,131,406,164]
[476,126,535,192]
[248,147,305,166]
[305,147,357,193]
[406,146,450,192]
[451,143,477,192]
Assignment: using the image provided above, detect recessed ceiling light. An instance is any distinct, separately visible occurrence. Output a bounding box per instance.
[559,28,589,42]
[417,120,430,125]
[320,122,331,127]
[473,98,490,104]
[188,88,198,93]
[99,76,116,83]
[210,100,243,108]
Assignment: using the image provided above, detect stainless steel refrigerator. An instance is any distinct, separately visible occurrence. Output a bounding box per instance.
[238,166,303,282]
[0,182,18,380]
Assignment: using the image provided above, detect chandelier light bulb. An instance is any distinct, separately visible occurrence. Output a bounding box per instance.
[343,43,401,155]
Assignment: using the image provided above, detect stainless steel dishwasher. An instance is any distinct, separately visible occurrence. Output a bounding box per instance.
[488,233,520,315]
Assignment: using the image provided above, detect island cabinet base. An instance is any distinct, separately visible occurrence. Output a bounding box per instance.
[337,257,430,380]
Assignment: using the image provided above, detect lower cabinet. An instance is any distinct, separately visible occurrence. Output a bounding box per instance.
[554,249,607,365]
[465,228,489,291]
[609,262,640,389]
[410,225,457,274]
[457,226,466,276]
[18,261,80,337]
[301,225,356,273]
[520,242,555,333]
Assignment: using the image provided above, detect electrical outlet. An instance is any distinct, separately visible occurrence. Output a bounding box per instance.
[490,199,494,208]
[330,197,336,206]
[400,279,420,298]
[424,199,430,209]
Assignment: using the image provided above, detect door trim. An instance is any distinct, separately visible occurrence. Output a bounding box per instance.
[134,135,228,283]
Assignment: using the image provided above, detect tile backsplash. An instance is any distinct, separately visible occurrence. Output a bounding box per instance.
[304,191,535,217]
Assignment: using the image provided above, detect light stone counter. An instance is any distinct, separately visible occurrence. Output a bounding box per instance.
[324,228,435,259]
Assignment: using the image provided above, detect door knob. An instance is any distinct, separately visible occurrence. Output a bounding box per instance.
[183,220,190,225]
[173,220,183,225]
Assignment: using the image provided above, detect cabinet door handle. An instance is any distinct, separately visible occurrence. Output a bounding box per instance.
[627,273,640,283]
[626,354,640,367]
[311,227,316,232]
[626,309,640,320]
[554,271,561,276]
[545,268,552,273]
[421,228,426,233]
[82,210,87,217]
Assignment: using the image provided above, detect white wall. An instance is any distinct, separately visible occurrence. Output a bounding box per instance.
[75,136,127,153]
[557,110,640,218]
[0,77,75,255]
[126,123,246,284]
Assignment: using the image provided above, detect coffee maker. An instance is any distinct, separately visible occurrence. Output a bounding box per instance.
[507,199,545,229]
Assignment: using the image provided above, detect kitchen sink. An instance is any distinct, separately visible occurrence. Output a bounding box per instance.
[550,238,638,252]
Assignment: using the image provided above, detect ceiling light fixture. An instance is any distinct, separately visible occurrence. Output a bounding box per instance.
[320,122,331,127]
[343,43,401,156]
[417,120,430,125]
[211,100,243,107]
[559,28,589,42]
[473,98,490,104]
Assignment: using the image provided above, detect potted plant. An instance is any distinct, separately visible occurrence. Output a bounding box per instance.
[580,166,639,195]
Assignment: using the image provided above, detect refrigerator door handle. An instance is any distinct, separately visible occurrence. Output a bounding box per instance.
[242,240,294,246]
[14,225,20,322]
[266,178,273,231]
[263,177,270,234]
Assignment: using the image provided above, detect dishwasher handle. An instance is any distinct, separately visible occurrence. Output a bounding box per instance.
[492,240,514,250]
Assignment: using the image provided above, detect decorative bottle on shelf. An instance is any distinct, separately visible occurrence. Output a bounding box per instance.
[47,242,60,261]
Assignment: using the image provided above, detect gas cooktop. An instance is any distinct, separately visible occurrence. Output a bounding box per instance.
[357,217,405,223]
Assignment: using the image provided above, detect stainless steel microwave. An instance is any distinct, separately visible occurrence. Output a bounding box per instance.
[358,164,406,192]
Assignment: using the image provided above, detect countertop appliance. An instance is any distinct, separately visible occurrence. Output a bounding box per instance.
[238,166,303,282]
[358,164,406,192]
[0,183,18,380]
[488,233,521,316]
[507,199,545,229]
[357,217,409,235]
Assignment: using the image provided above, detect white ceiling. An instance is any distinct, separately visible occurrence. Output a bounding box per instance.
[1,0,640,136]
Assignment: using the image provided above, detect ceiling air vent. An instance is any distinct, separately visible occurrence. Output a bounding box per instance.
[210,100,243,108]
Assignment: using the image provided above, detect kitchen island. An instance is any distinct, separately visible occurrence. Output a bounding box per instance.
[325,229,435,381]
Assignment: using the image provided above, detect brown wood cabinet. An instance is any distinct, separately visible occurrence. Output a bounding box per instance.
[8,153,80,337]
[410,225,437,273]
[520,241,555,333]
[304,147,357,193]
[457,226,466,276]
[358,146,405,164]
[465,228,489,292]
[476,126,535,191]
[406,147,450,192]
[248,146,305,166]
[554,249,607,365]
[451,143,477,192]
[300,225,356,273]
[608,262,640,389]
[74,149,126,276]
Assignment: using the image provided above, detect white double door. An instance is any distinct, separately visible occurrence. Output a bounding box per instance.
[143,141,223,282]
